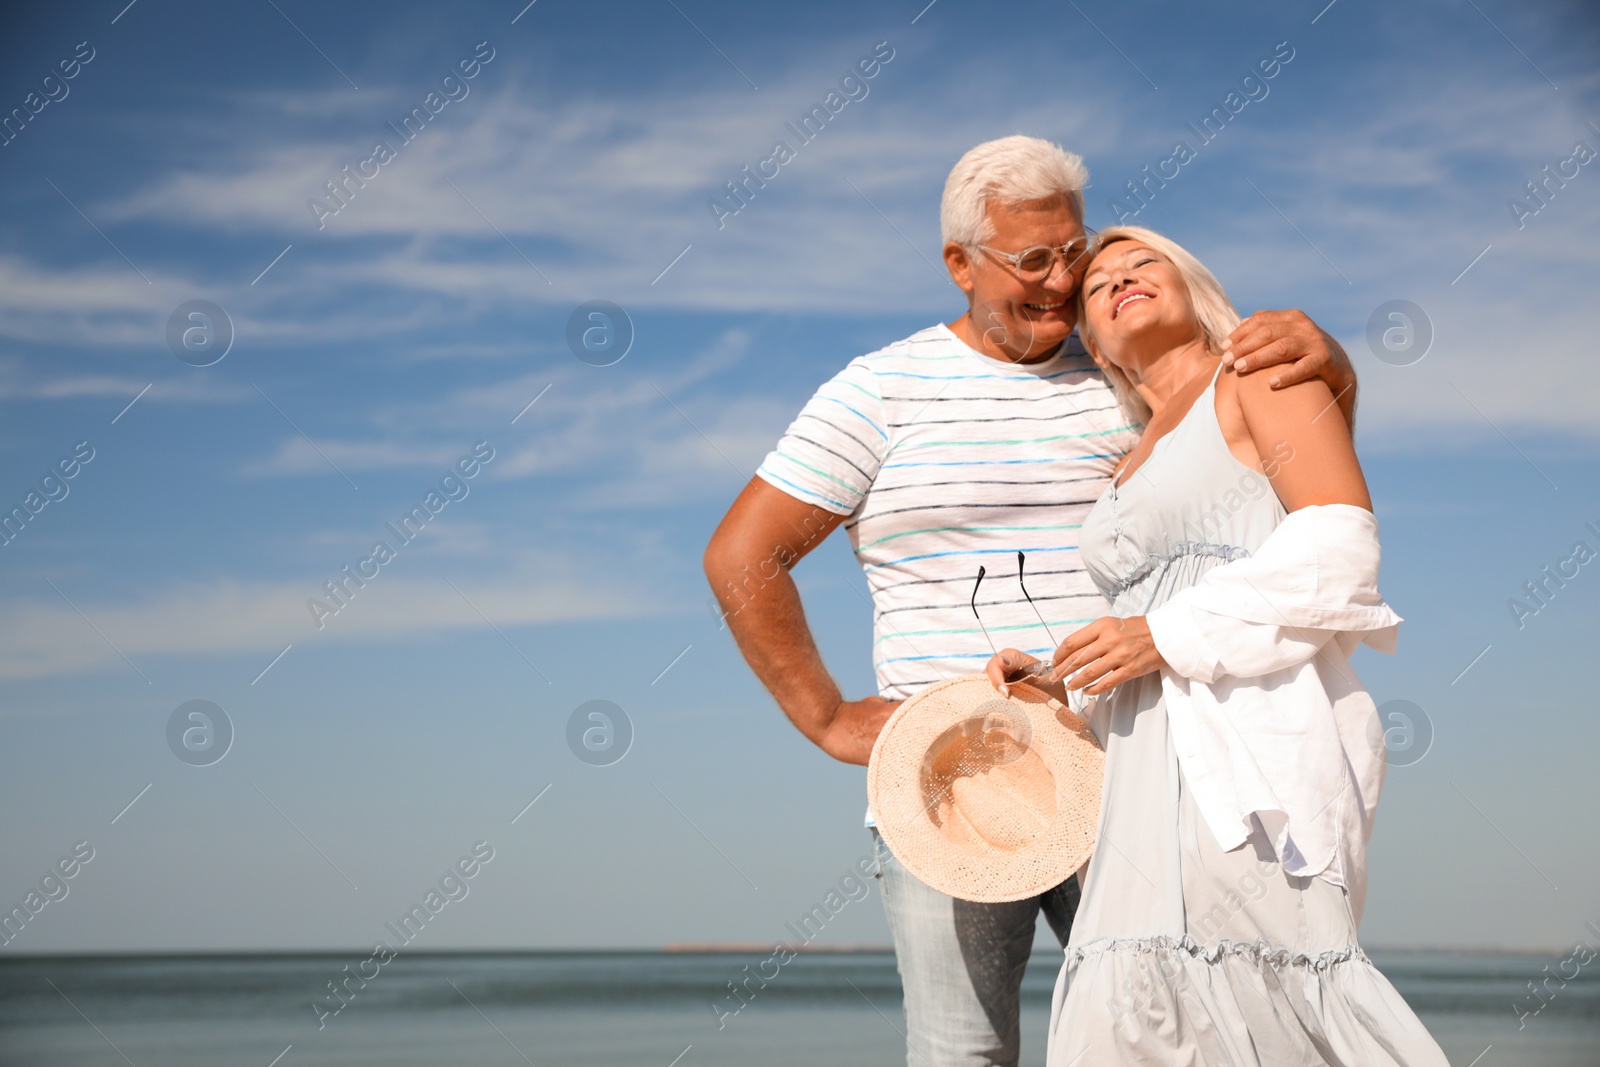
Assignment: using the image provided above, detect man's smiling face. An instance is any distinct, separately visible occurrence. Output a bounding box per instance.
[948,194,1086,363]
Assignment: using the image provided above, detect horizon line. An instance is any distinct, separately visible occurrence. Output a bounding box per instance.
[0,942,1578,962]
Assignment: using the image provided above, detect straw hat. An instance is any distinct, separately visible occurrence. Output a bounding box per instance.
[867,675,1104,903]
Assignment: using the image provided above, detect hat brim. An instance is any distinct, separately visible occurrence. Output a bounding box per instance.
[867,675,1104,903]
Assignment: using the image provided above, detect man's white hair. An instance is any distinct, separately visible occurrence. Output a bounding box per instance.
[940,135,1089,248]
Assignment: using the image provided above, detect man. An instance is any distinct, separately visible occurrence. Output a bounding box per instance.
[702,135,1355,1067]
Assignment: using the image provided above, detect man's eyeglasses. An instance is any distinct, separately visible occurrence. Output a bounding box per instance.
[970,551,1059,682]
[973,227,1099,281]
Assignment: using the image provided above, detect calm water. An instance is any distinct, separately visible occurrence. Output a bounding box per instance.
[2,950,1596,1066]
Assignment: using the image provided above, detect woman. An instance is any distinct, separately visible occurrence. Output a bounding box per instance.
[985,226,1448,1065]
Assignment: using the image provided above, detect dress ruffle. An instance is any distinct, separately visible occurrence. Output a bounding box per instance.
[1050,935,1449,1066]
[1067,932,1368,971]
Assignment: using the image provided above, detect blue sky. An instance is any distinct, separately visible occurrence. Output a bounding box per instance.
[1,0,1597,955]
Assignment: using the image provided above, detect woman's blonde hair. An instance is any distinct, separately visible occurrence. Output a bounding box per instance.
[1075,225,1242,427]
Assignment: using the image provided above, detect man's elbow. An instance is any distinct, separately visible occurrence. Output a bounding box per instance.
[703,517,746,584]
[702,536,725,584]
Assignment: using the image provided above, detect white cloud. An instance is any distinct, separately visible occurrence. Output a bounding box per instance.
[3,553,660,682]
[0,254,197,347]
[237,434,478,478]
[85,52,1122,311]
[232,327,765,493]
[0,356,250,405]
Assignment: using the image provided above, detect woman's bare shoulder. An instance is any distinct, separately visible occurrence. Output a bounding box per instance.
[1212,364,1261,469]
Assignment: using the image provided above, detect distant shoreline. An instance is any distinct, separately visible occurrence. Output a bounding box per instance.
[0,944,1576,961]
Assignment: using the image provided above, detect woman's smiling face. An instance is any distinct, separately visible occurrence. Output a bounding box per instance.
[1080,240,1202,368]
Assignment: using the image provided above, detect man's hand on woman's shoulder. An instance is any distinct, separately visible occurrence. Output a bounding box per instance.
[1220,309,1357,429]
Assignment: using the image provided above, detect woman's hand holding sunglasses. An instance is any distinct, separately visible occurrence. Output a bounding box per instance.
[1043,615,1167,696]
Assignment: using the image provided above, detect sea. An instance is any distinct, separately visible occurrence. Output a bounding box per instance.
[1,949,1595,1066]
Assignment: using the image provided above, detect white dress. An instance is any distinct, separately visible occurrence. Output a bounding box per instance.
[1050,369,1448,1066]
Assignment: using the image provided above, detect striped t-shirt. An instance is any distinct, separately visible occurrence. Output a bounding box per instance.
[756,323,1142,701]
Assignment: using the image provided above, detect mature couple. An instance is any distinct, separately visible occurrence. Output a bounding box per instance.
[704,136,1446,1065]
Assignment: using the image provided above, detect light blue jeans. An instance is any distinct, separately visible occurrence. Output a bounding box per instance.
[871,829,1080,1067]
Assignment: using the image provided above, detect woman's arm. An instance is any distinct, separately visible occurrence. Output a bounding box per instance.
[1229,366,1371,512]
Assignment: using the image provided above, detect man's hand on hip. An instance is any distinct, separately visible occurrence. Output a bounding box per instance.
[824,695,903,765]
